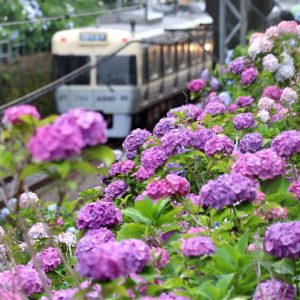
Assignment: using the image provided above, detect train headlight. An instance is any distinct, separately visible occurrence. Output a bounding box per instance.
[204,42,212,52]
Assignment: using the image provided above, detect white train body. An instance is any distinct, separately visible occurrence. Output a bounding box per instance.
[52,9,213,137]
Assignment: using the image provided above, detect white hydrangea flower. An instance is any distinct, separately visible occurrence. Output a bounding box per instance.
[258,97,275,111]
[28,223,49,240]
[275,52,295,82]
[19,242,28,252]
[55,232,77,247]
[280,87,297,108]
[19,192,39,209]
[258,110,270,123]
[262,54,279,73]
[248,41,261,57]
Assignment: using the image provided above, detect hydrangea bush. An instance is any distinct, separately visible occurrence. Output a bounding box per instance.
[0,20,299,299]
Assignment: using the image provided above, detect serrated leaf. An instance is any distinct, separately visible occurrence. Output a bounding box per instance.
[116,223,146,240]
[122,208,152,225]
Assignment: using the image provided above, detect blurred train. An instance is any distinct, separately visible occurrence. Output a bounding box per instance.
[52,2,213,137]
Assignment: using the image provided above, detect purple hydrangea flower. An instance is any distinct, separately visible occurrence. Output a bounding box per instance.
[263,85,282,101]
[205,93,225,105]
[164,162,185,175]
[190,128,216,150]
[264,221,300,259]
[77,201,122,230]
[76,242,124,281]
[240,67,258,86]
[161,129,192,155]
[153,117,177,137]
[186,193,203,206]
[271,130,300,158]
[104,179,128,201]
[122,128,151,153]
[187,79,206,92]
[126,150,137,160]
[199,173,257,210]
[228,104,238,113]
[182,236,215,257]
[166,174,190,196]
[204,102,226,116]
[35,247,61,272]
[167,104,202,120]
[2,104,40,125]
[289,181,300,200]
[134,166,155,182]
[109,160,135,177]
[151,247,170,269]
[0,288,23,300]
[236,96,254,108]
[118,239,151,274]
[141,146,169,171]
[210,77,219,90]
[232,149,285,180]
[239,133,263,153]
[204,135,234,157]
[146,179,174,200]
[233,113,256,130]
[75,228,115,258]
[228,57,245,74]
[253,279,296,300]
[200,68,210,81]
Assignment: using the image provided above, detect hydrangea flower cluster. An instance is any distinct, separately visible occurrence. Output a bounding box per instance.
[141,146,169,172]
[270,130,300,158]
[2,104,40,124]
[28,222,49,240]
[161,129,192,155]
[203,101,226,116]
[77,201,122,230]
[103,179,128,201]
[233,113,256,130]
[19,191,39,208]
[263,85,282,101]
[187,79,206,92]
[239,132,263,153]
[228,57,245,74]
[232,149,285,180]
[190,128,216,150]
[204,135,234,157]
[236,95,254,108]
[109,160,135,176]
[280,87,297,108]
[199,173,257,210]
[181,236,215,257]
[153,117,177,137]
[34,247,61,272]
[262,54,279,73]
[151,247,170,269]
[264,221,300,259]
[289,180,300,200]
[240,67,258,86]
[167,104,201,120]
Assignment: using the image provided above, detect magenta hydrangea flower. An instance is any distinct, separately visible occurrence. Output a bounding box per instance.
[167,104,202,120]
[239,132,263,153]
[204,135,234,157]
[228,104,238,114]
[75,228,115,258]
[161,129,192,155]
[166,174,190,196]
[146,179,174,200]
[122,128,151,154]
[232,149,285,180]
[263,85,282,101]
[118,239,151,274]
[182,236,215,257]
[240,67,258,86]
[199,173,257,210]
[103,179,128,201]
[289,181,300,200]
[253,279,296,300]
[204,102,226,116]
[186,193,203,206]
[34,247,61,272]
[233,113,256,130]
[187,79,206,92]
[190,128,216,150]
[2,104,40,124]
[109,160,135,177]
[153,117,177,137]
[141,146,169,171]
[236,96,254,108]
[76,242,124,281]
[77,201,122,230]
[270,130,300,158]
[228,57,245,74]
[0,288,23,300]
[151,247,170,269]
[264,221,300,259]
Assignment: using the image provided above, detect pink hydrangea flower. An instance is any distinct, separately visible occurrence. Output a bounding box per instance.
[2,105,40,124]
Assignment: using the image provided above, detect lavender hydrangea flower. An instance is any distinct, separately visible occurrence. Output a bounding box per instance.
[263,54,279,73]
[210,77,219,90]
[104,180,128,201]
[2,104,40,124]
[151,247,170,269]
[141,146,169,171]
[182,236,215,257]
[232,149,285,181]
[289,181,300,200]
[186,193,203,206]
[75,228,115,258]
[228,57,245,74]
[236,96,254,108]
[77,201,122,230]
[161,129,192,155]
[118,239,151,274]
[253,279,295,300]
[76,242,124,281]
[240,67,258,86]
[122,128,151,153]
[233,113,256,130]
[28,222,49,240]
[167,104,202,120]
[34,247,61,272]
[187,79,206,92]
[239,133,263,153]
[204,135,234,157]
[200,68,210,81]
[199,173,257,210]
[109,160,135,177]
[204,102,226,116]
[263,85,282,101]
[134,166,155,182]
[190,128,216,150]
[280,87,297,108]
[153,117,177,137]
[264,221,300,259]
[270,130,300,158]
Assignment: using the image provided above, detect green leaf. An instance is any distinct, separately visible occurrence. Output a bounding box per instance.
[216,273,235,294]
[152,199,170,220]
[122,208,152,225]
[72,161,97,174]
[116,223,146,240]
[273,258,294,275]
[260,176,289,195]
[235,233,249,254]
[20,164,44,180]
[156,207,181,226]
[134,198,155,221]
[83,145,115,166]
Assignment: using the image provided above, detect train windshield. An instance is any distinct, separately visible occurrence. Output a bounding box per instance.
[97,55,137,85]
[53,55,90,85]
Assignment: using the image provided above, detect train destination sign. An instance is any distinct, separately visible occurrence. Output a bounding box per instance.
[80,32,107,42]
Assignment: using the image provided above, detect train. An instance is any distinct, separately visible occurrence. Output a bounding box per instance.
[52,2,213,138]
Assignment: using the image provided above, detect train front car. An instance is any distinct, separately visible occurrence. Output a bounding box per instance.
[52,6,213,138]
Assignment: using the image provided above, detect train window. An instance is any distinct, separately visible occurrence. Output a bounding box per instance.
[189,42,198,65]
[176,43,188,69]
[163,45,175,74]
[53,55,90,85]
[96,55,137,85]
[148,47,161,81]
